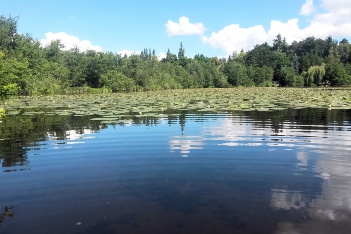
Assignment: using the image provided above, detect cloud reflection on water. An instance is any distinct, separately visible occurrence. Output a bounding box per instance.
[169,135,204,157]
[168,114,351,233]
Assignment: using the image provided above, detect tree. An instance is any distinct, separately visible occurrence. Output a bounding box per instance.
[291,53,300,74]
[43,39,65,62]
[247,66,274,86]
[337,41,351,64]
[272,51,290,82]
[244,43,274,68]
[300,52,323,72]
[83,50,105,88]
[325,46,351,85]
[304,65,326,86]
[100,70,135,92]
[280,67,304,87]
[63,47,86,87]
[177,42,187,67]
[273,34,288,52]
[164,49,177,63]
[186,59,205,87]
[0,50,29,95]
[0,15,19,52]
[325,61,350,85]
[224,61,252,86]
[178,42,185,59]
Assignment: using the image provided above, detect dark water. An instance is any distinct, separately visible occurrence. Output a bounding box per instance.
[1,108,351,234]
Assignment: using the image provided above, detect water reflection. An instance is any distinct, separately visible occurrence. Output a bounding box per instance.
[48,129,97,141]
[271,189,309,210]
[47,129,96,149]
[169,135,204,157]
[270,125,351,233]
[0,114,105,171]
[1,108,351,233]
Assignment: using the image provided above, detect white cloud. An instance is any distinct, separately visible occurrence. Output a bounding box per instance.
[117,50,140,57]
[202,24,267,54]
[158,52,166,60]
[202,19,307,55]
[300,0,315,16]
[117,50,166,61]
[311,0,351,37]
[199,0,351,56]
[165,16,206,37]
[322,0,351,11]
[40,32,102,52]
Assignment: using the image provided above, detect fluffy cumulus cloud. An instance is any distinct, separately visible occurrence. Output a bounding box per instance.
[202,19,307,55]
[40,32,102,52]
[202,24,267,54]
[169,0,351,56]
[313,0,351,37]
[117,49,140,57]
[165,16,206,37]
[300,0,315,16]
[158,52,166,60]
[117,50,166,61]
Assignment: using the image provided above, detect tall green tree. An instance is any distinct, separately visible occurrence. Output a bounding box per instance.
[0,15,19,53]
[304,65,326,86]
[273,34,288,52]
[244,43,274,68]
[224,61,251,86]
[280,67,304,87]
[247,66,274,86]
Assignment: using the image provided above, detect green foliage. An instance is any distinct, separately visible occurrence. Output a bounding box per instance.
[280,67,299,86]
[272,34,288,52]
[272,51,290,82]
[0,83,19,95]
[1,14,351,95]
[325,61,350,86]
[44,40,65,62]
[294,75,305,87]
[101,70,135,92]
[178,42,185,60]
[24,74,62,95]
[244,43,274,67]
[247,66,274,85]
[337,40,351,64]
[304,65,326,86]
[0,50,30,93]
[224,61,251,86]
[277,67,304,87]
[0,15,18,52]
[0,107,5,118]
[164,49,177,63]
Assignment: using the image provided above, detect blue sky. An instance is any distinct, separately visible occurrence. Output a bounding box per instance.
[1,0,350,58]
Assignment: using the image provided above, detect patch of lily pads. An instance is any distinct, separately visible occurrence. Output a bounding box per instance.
[1,88,351,121]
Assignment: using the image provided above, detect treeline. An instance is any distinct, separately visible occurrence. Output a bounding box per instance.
[1,15,351,95]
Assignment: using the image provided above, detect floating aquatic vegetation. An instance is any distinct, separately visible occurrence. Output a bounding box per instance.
[1,88,351,120]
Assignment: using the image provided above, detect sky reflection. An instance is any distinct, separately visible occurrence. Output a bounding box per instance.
[166,113,351,233]
[2,110,351,233]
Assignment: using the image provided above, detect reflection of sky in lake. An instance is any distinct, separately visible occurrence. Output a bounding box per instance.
[2,111,351,233]
[168,114,351,233]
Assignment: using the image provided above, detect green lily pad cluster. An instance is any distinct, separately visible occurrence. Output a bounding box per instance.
[1,88,351,121]
[0,107,5,119]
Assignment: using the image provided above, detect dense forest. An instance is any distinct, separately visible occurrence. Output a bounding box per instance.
[1,15,351,95]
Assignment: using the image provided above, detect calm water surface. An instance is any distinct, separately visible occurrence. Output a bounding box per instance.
[1,108,351,234]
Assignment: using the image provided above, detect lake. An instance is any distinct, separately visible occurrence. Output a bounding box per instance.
[1,107,351,234]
